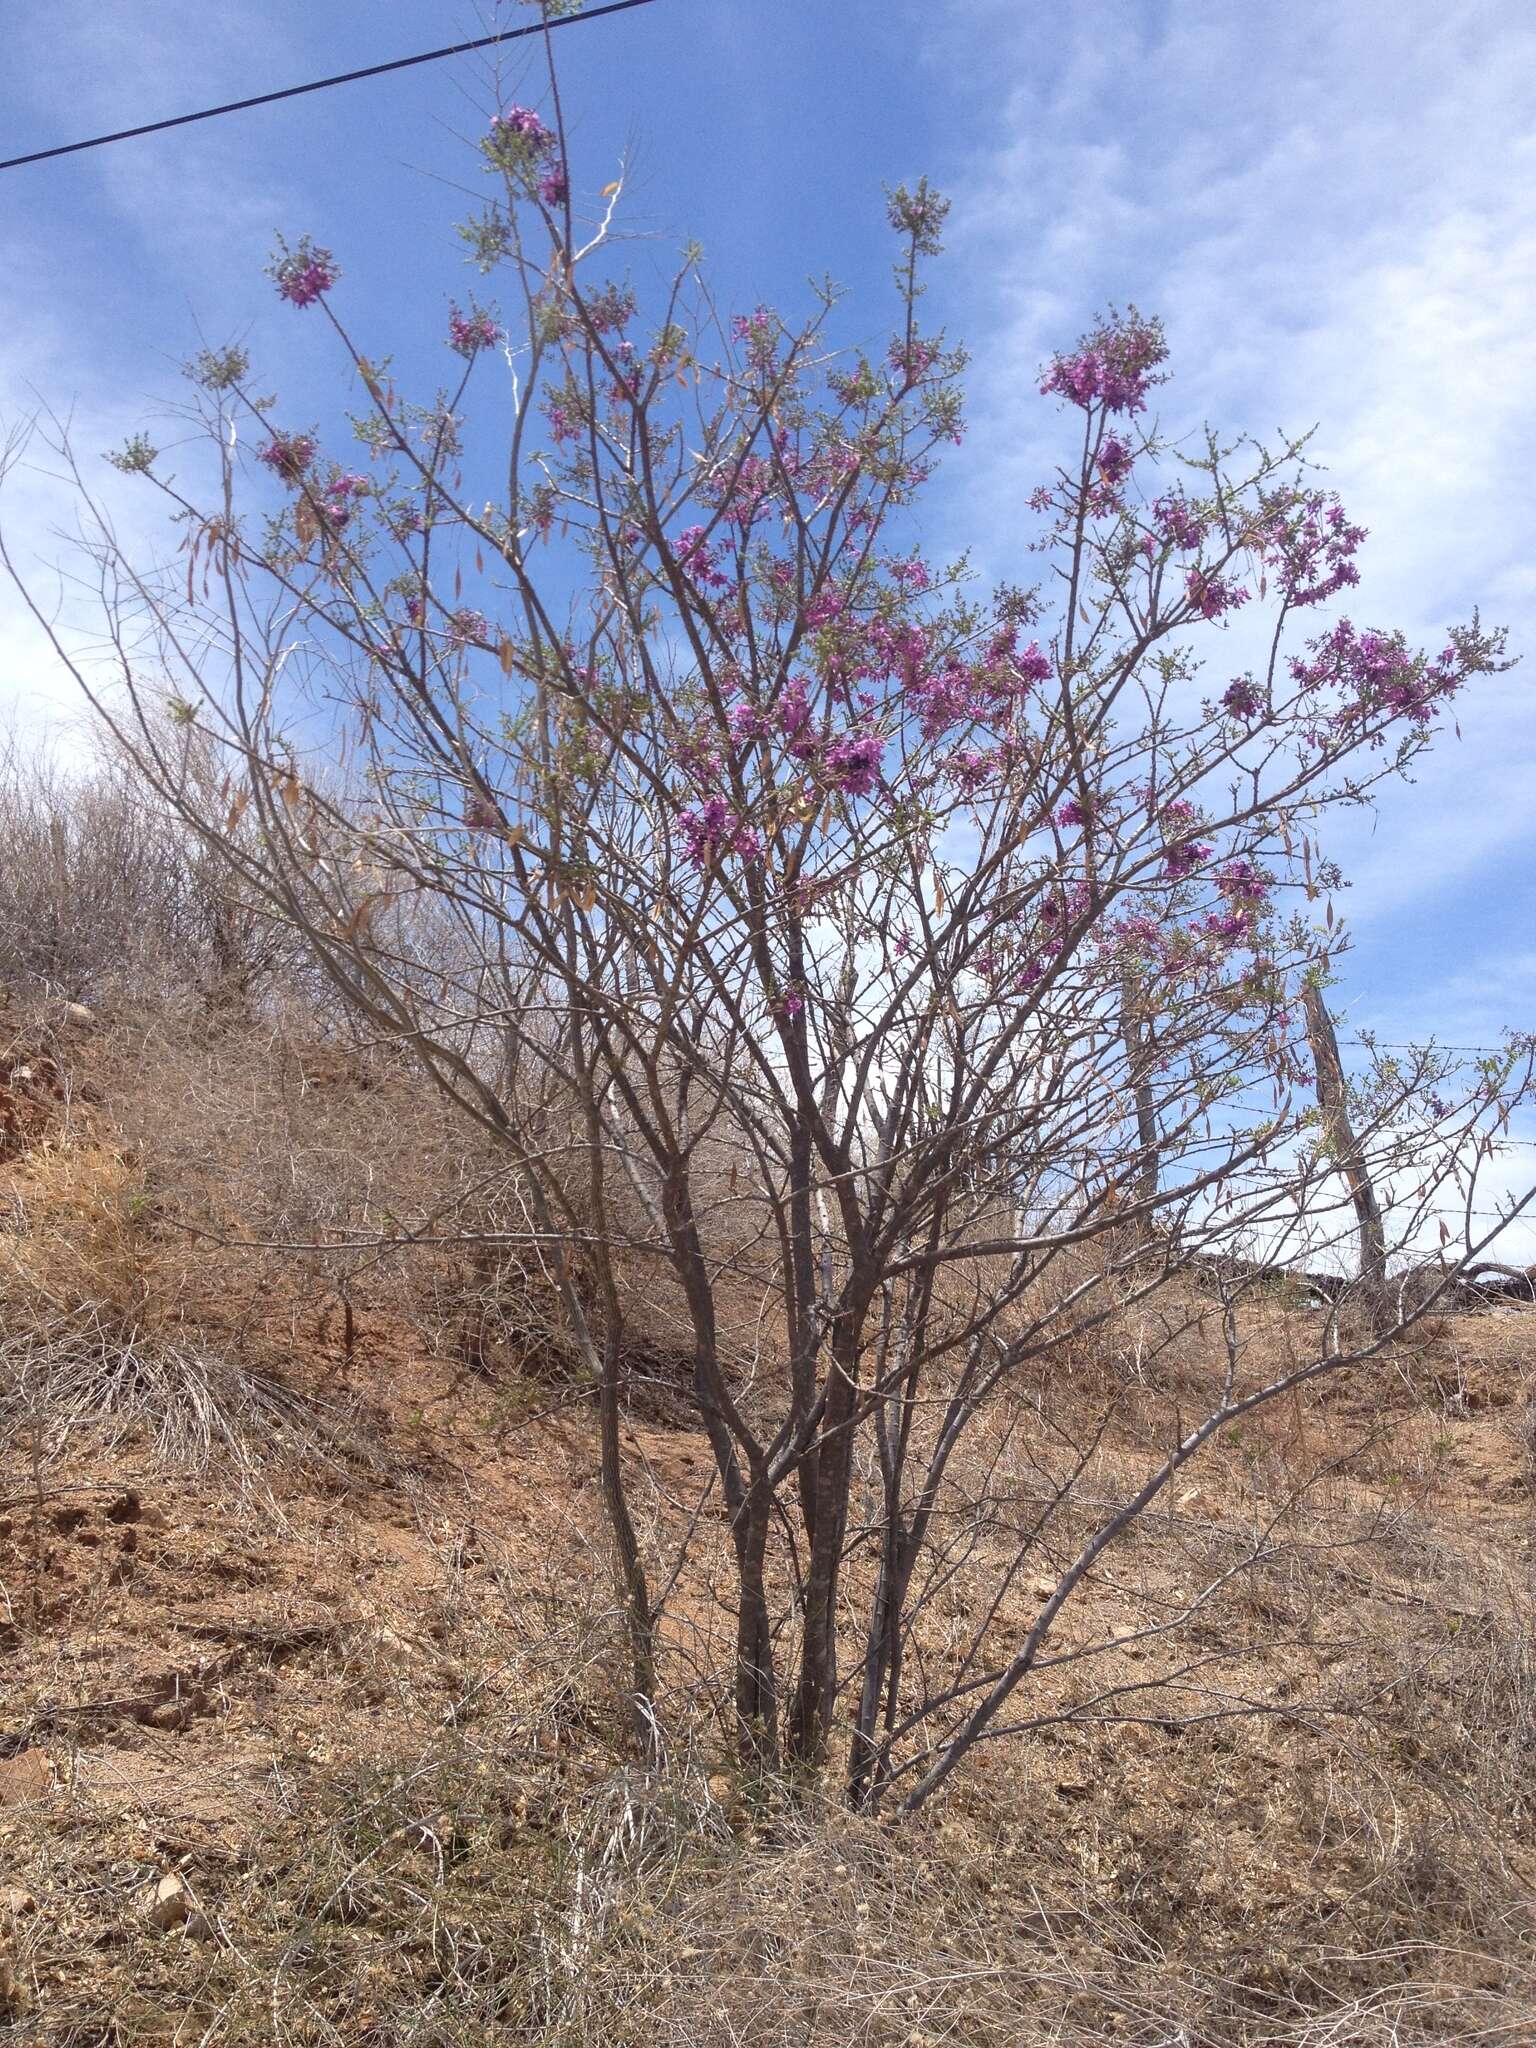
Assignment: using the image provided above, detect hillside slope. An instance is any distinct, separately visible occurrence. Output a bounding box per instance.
[2,1008,1533,2046]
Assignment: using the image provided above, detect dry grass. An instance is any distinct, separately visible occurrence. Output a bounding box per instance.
[3,1495,1532,2044]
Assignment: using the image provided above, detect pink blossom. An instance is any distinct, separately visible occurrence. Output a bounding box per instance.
[1221,677,1263,721]
[731,306,781,372]
[1263,488,1366,608]
[822,727,884,799]
[487,105,555,168]
[1040,311,1167,416]
[1185,568,1249,622]
[951,749,995,795]
[729,702,772,743]
[1152,494,1204,551]
[674,524,729,591]
[258,432,316,482]
[778,677,815,748]
[448,306,502,357]
[804,589,845,628]
[1163,839,1213,880]
[447,608,488,647]
[889,333,940,379]
[271,239,339,309]
[317,472,368,531]
[1215,860,1269,909]
[1289,618,1462,730]
[1015,641,1052,686]
[679,799,758,870]
[889,556,930,592]
[1098,435,1134,487]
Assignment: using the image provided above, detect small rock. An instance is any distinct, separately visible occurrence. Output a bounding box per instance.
[184,1910,219,1943]
[0,1956,31,2020]
[147,1699,197,1733]
[0,1750,54,1809]
[145,1873,190,1931]
[62,1002,94,1027]
[1031,1579,1055,1601]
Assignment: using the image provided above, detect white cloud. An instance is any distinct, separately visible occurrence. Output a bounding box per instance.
[926,0,1536,983]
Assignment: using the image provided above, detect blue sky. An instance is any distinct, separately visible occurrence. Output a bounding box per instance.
[3,0,1533,1245]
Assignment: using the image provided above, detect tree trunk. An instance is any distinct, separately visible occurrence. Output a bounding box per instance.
[1120,970,1160,1218]
[1302,983,1388,1322]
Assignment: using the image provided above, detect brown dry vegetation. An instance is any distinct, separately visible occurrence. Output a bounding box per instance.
[0,978,1532,2048]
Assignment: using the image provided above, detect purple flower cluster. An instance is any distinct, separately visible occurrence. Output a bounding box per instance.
[679,799,760,870]
[951,748,996,795]
[1186,568,1249,622]
[1163,838,1213,880]
[889,333,941,380]
[448,306,502,358]
[906,632,1051,744]
[1216,860,1269,906]
[1221,677,1264,721]
[1263,489,1366,608]
[1191,864,1269,949]
[731,307,781,372]
[708,452,778,530]
[488,105,552,156]
[1151,493,1205,551]
[258,432,317,482]
[1290,618,1460,730]
[889,556,930,593]
[317,472,368,531]
[1056,798,1090,829]
[822,726,884,798]
[674,524,729,590]
[447,608,488,647]
[803,588,845,629]
[271,239,338,309]
[1040,311,1167,416]
[1098,435,1134,487]
[484,104,568,203]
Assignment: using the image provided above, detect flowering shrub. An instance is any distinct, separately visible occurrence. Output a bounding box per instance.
[77,60,1526,1824]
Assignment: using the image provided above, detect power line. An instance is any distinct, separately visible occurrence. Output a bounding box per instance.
[0,0,660,174]
[1342,1038,1527,1055]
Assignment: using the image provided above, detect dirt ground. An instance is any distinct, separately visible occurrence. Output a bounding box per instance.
[2,1015,1533,2045]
